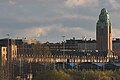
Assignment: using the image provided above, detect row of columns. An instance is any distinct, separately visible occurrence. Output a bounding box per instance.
[18,54,113,63]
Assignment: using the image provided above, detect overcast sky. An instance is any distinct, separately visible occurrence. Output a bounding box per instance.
[0,0,120,43]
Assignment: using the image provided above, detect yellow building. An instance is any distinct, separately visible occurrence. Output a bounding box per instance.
[0,46,7,66]
[0,39,17,62]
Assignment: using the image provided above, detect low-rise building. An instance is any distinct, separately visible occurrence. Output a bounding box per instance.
[0,46,7,66]
[0,38,17,61]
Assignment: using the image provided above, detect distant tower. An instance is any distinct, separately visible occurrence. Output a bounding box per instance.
[96,8,112,51]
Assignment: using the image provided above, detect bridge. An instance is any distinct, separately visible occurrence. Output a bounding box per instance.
[17,54,116,63]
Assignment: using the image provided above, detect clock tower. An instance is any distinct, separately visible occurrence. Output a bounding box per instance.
[96,8,112,51]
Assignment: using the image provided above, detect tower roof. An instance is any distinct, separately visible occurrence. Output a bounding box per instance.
[101,8,108,14]
[97,8,111,27]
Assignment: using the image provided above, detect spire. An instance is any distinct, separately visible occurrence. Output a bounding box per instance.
[101,8,108,14]
[97,8,111,27]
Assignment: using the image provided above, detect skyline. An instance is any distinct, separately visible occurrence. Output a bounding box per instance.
[0,0,120,42]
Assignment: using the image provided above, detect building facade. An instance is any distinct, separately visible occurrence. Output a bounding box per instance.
[96,8,112,51]
[0,46,7,66]
[0,39,17,61]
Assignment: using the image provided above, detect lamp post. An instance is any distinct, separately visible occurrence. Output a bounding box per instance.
[62,36,65,69]
[22,37,26,74]
[83,36,86,51]
[83,36,87,62]
[19,37,26,79]
[7,33,10,80]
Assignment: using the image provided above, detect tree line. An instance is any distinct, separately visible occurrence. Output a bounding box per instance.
[34,69,120,80]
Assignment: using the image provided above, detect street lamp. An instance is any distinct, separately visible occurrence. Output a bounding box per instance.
[7,33,10,80]
[82,36,87,62]
[62,36,65,69]
[62,36,65,54]
[19,37,26,79]
[82,36,87,51]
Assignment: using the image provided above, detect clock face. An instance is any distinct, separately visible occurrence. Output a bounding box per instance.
[100,15,106,22]
[99,9,109,22]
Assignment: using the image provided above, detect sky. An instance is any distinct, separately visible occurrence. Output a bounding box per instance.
[0,0,120,43]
